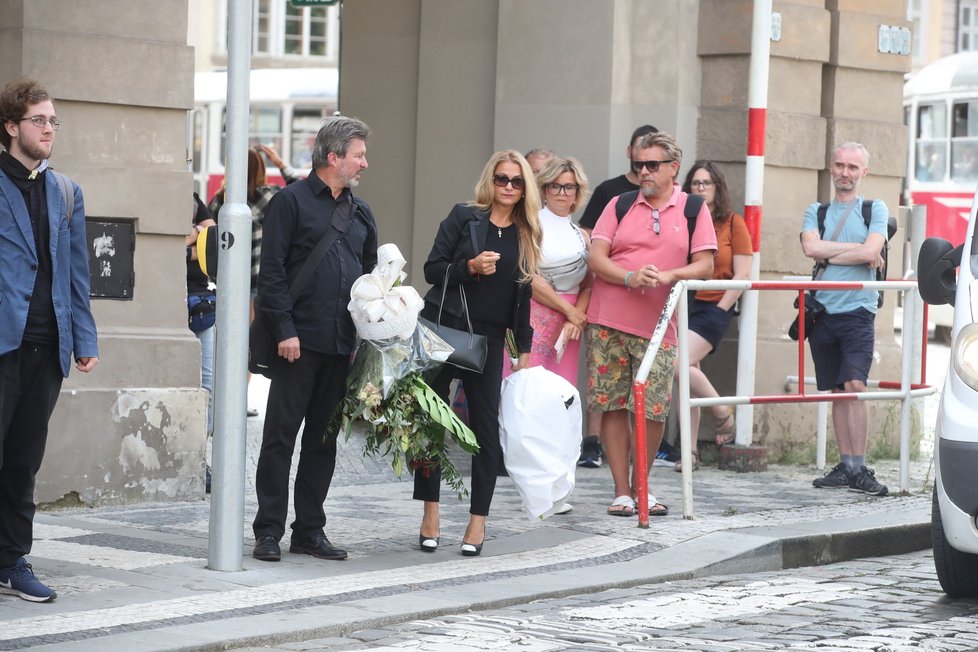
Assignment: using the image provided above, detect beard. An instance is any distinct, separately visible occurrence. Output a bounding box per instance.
[16,137,52,163]
[833,178,855,192]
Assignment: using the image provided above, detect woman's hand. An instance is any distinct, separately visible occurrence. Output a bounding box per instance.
[560,321,582,343]
[468,251,501,276]
[258,144,286,169]
[564,305,587,330]
[511,352,531,372]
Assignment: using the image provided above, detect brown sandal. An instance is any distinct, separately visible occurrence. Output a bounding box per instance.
[714,411,736,447]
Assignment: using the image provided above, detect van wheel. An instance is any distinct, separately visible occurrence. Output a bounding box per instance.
[934,325,953,346]
[933,485,978,598]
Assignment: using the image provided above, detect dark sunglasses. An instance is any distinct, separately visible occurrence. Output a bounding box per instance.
[631,159,674,174]
[492,173,526,190]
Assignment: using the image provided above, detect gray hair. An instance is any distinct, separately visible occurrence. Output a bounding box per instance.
[834,141,870,167]
[637,131,683,167]
[525,147,556,159]
[312,116,371,169]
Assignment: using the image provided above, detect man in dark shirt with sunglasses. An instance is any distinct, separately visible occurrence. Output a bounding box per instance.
[578,124,658,234]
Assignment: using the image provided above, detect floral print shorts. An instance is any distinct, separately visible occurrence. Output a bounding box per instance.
[586,324,676,421]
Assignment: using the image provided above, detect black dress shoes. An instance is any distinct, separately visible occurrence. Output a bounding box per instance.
[289,533,348,560]
[253,535,281,562]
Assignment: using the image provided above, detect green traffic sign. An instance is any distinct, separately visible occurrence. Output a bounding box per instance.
[290,0,338,6]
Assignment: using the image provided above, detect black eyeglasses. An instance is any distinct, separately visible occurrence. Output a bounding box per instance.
[545,182,579,196]
[648,208,661,235]
[631,159,673,174]
[690,179,715,189]
[492,174,525,190]
[18,115,61,131]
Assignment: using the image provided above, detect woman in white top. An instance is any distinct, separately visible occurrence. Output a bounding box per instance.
[525,157,591,383]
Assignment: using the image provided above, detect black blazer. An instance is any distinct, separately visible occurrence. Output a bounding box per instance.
[422,203,533,353]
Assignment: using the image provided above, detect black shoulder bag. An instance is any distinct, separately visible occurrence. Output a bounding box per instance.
[418,219,488,372]
[249,197,353,377]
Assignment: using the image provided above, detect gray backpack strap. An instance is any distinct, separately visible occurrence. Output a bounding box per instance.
[51,171,75,222]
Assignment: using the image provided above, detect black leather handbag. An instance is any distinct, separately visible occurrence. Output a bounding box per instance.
[419,265,488,373]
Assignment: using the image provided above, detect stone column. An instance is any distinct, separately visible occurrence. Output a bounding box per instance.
[1,0,206,504]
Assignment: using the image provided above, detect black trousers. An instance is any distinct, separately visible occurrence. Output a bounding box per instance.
[253,349,349,543]
[0,344,64,568]
[413,325,505,516]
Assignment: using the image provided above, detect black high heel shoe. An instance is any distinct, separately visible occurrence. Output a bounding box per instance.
[419,533,439,553]
[461,527,485,557]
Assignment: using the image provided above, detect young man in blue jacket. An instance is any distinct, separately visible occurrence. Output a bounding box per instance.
[0,78,99,602]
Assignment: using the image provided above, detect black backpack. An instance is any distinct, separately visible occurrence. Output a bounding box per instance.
[816,200,898,308]
[614,190,706,263]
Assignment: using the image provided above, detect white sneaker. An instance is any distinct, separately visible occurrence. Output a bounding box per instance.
[554,502,573,515]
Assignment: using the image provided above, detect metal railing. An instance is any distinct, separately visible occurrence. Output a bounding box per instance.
[631,278,936,527]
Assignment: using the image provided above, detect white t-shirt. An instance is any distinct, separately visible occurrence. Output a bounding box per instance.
[538,206,588,294]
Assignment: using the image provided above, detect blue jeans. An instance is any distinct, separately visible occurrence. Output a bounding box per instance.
[195,325,215,435]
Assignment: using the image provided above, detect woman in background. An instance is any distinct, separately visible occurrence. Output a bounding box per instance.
[675,160,752,471]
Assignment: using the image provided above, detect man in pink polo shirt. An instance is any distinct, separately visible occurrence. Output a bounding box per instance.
[587,131,716,518]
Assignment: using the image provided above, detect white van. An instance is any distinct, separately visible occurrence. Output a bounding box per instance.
[918,193,978,598]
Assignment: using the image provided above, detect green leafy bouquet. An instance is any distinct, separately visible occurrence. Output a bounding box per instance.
[337,334,478,497]
[340,243,479,497]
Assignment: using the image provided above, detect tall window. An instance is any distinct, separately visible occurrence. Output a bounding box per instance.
[285,4,328,57]
[907,0,926,65]
[220,1,339,62]
[253,0,272,55]
[960,0,978,51]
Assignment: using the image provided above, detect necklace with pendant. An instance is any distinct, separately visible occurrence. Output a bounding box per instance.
[497,226,502,238]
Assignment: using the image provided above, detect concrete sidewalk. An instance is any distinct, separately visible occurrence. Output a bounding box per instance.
[0,377,936,651]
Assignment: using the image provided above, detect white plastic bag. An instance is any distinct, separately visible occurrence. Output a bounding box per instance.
[499,367,582,520]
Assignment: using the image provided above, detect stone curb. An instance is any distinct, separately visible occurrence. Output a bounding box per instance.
[72,504,931,652]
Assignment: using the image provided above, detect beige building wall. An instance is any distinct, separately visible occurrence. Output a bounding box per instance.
[341,0,703,284]
[696,0,911,454]
[340,0,913,459]
[1,0,206,504]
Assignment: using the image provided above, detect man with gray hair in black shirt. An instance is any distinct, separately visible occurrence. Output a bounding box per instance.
[251,117,378,562]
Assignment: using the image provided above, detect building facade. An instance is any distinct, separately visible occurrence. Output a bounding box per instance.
[1,0,913,506]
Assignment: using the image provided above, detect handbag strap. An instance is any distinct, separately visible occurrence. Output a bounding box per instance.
[468,218,480,256]
[287,195,354,302]
[435,264,475,336]
[811,200,858,294]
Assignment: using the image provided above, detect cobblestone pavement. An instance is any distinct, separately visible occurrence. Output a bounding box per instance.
[0,367,944,651]
[240,550,978,651]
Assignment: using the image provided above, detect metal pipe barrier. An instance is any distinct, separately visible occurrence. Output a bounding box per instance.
[631,278,936,528]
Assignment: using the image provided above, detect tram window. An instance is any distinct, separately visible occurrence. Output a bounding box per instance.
[917,143,947,182]
[220,106,283,165]
[291,107,328,168]
[191,110,203,175]
[952,142,978,182]
[917,103,947,139]
[249,107,283,152]
[951,101,978,182]
[916,103,948,182]
[953,101,978,137]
